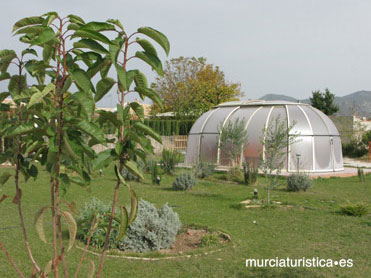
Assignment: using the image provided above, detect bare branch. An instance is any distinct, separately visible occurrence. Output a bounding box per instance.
[0,242,25,278]
[74,216,98,278]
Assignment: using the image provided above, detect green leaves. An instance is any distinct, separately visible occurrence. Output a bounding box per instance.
[115,64,127,91]
[12,16,44,32]
[109,38,125,63]
[67,14,85,25]
[21,48,38,57]
[114,164,139,240]
[125,160,144,180]
[73,91,95,120]
[71,69,94,93]
[28,83,55,108]
[130,102,144,122]
[135,51,163,76]
[137,27,170,55]
[15,26,44,35]
[62,135,80,162]
[42,44,54,62]
[74,29,111,45]
[87,57,106,78]
[61,76,72,95]
[133,121,162,143]
[0,73,10,82]
[93,149,116,171]
[80,21,115,32]
[5,123,35,137]
[133,71,148,88]
[135,86,163,110]
[114,165,127,186]
[98,110,121,127]
[117,206,128,240]
[76,120,104,142]
[0,92,10,102]
[117,104,130,123]
[73,39,109,54]
[31,27,56,46]
[136,38,157,56]
[0,50,17,72]
[61,211,77,252]
[100,57,112,78]
[107,19,124,31]
[0,172,12,185]
[128,190,138,225]
[44,12,58,27]
[95,77,115,102]
[0,49,17,60]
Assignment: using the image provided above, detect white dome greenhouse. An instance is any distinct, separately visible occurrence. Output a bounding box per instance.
[185,100,344,172]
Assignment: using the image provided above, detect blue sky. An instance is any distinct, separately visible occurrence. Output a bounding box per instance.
[1,0,370,107]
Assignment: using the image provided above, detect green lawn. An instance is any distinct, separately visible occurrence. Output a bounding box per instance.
[0,165,370,278]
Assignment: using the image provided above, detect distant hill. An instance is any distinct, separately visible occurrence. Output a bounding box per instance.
[259,94,298,102]
[259,91,371,118]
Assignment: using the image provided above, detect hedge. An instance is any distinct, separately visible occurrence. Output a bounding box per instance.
[99,118,195,136]
[143,119,195,136]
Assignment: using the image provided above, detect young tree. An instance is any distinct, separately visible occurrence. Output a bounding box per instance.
[152,57,243,117]
[0,13,168,278]
[260,115,297,204]
[218,117,248,166]
[310,88,339,115]
[0,48,42,275]
[90,20,169,277]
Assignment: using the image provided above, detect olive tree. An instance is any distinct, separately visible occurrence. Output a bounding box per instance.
[218,117,248,166]
[260,116,297,204]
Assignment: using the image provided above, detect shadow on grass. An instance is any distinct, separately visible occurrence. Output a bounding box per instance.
[189,192,223,198]
[239,267,322,278]
[161,187,178,192]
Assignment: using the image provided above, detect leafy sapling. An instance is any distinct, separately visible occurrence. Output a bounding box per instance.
[260,115,298,204]
[218,117,248,167]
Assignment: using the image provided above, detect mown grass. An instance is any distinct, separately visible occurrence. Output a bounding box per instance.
[0,165,370,278]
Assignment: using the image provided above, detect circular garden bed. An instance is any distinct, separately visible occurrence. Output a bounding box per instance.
[76,225,231,260]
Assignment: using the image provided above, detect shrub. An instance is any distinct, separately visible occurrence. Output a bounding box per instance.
[161,148,182,174]
[340,202,368,217]
[361,130,371,146]
[173,173,196,190]
[358,167,365,182]
[194,162,215,179]
[286,173,312,192]
[242,162,258,185]
[144,158,155,173]
[119,199,182,252]
[226,167,243,183]
[76,198,119,249]
[77,199,182,252]
[200,234,219,247]
[151,162,161,185]
[342,140,368,158]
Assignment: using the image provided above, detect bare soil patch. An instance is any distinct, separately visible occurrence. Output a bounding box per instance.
[159,227,229,254]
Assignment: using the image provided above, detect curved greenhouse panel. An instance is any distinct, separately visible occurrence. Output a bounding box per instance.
[185,100,344,172]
